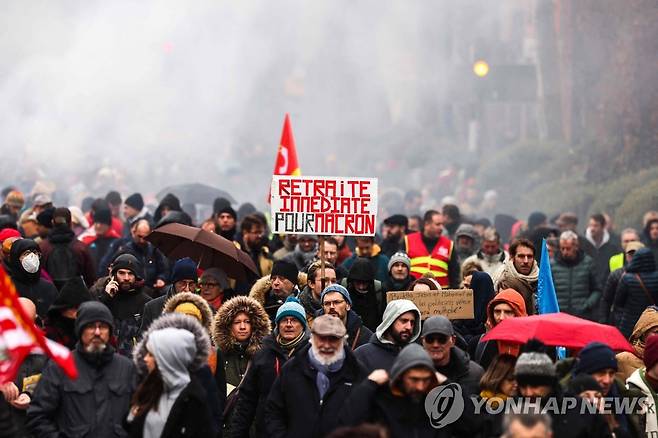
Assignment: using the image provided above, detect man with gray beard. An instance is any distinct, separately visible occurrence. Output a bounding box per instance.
[27,302,136,437]
[265,315,367,437]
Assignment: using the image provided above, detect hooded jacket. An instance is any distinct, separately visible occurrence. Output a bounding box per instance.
[249,272,306,328]
[265,343,367,437]
[463,250,508,277]
[9,239,57,319]
[340,243,390,284]
[470,288,527,370]
[453,271,495,344]
[212,296,271,387]
[133,313,222,434]
[615,248,658,338]
[551,250,601,321]
[493,258,538,315]
[153,193,182,225]
[617,307,658,381]
[128,328,213,438]
[163,292,214,333]
[345,257,385,331]
[626,368,658,437]
[643,219,658,264]
[353,299,421,373]
[341,344,459,438]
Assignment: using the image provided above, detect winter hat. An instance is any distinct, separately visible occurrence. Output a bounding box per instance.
[421,316,454,338]
[625,241,645,254]
[174,302,203,322]
[644,335,658,370]
[389,344,436,386]
[111,253,144,279]
[124,193,144,211]
[572,342,617,375]
[171,257,198,283]
[527,212,547,230]
[68,206,89,228]
[0,228,21,243]
[321,284,352,306]
[270,260,299,285]
[200,267,229,290]
[275,296,307,329]
[92,207,112,226]
[213,197,231,215]
[455,223,478,241]
[388,251,411,273]
[5,191,24,209]
[36,207,55,228]
[33,193,52,207]
[47,277,93,316]
[568,374,602,395]
[52,207,72,227]
[311,314,347,338]
[514,351,556,388]
[383,214,408,228]
[75,301,114,338]
[105,191,122,207]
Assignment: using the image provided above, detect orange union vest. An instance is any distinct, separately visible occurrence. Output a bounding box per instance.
[404,232,453,286]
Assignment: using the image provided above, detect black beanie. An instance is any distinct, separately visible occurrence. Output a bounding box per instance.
[213,197,231,215]
[75,301,114,338]
[37,207,55,228]
[93,208,112,226]
[217,205,237,220]
[48,277,93,316]
[111,253,144,279]
[568,374,602,395]
[270,260,298,285]
[125,193,144,211]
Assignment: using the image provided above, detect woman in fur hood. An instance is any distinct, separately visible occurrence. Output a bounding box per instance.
[212,295,271,387]
[133,312,224,434]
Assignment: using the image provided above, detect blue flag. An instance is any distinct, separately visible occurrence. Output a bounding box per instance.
[537,238,560,314]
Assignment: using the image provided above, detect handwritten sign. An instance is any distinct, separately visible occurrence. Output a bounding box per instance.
[270,176,378,236]
[386,289,474,320]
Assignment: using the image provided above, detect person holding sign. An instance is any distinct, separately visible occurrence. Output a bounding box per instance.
[404,210,461,289]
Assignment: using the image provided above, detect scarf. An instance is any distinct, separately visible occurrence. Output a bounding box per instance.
[479,390,508,409]
[277,330,307,356]
[207,294,223,311]
[307,347,345,399]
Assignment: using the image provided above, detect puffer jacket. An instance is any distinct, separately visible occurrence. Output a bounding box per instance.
[614,248,658,338]
[212,296,271,387]
[551,250,600,320]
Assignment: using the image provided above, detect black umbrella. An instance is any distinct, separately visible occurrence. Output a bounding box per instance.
[156,183,236,205]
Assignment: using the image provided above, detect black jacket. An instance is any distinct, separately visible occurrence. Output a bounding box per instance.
[8,239,57,319]
[435,347,484,397]
[228,334,309,438]
[353,334,402,373]
[265,344,366,438]
[139,284,176,333]
[99,287,152,356]
[40,225,97,288]
[127,376,214,438]
[26,345,136,438]
[614,248,658,337]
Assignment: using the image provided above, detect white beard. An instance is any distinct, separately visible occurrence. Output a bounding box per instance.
[310,338,345,366]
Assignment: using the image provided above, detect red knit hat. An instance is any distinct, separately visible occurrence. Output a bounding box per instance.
[0,228,21,243]
[644,334,658,370]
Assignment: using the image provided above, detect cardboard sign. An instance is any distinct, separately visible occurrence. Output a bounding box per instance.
[386,289,474,320]
[270,176,378,236]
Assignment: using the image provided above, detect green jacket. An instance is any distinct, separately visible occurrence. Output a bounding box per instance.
[551,251,601,320]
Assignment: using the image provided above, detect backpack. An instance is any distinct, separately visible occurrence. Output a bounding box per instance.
[46,242,79,289]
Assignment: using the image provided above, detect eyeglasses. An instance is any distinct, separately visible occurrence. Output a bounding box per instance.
[199,282,220,289]
[424,334,450,344]
[176,280,197,290]
[84,322,110,332]
[322,299,345,308]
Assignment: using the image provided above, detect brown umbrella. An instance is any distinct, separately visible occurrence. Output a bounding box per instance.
[145,223,258,281]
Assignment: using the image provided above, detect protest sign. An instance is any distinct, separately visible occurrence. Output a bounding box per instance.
[386,289,474,320]
[270,176,378,236]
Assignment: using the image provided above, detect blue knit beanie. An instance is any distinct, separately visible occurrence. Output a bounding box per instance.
[171,257,198,283]
[275,297,307,328]
[573,342,618,375]
[320,284,352,306]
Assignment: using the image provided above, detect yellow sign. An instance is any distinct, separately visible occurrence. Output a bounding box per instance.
[386,289,474,320]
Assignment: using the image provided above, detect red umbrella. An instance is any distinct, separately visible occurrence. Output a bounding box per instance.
[145,223,258,281]
[481,312,634,352]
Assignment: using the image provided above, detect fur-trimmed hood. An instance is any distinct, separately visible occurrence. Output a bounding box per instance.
[212,295,271,355]
[163,292,214,333]
[133,313,210,379]
[248,272,308,306]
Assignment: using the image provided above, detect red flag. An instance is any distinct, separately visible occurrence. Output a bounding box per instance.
[273,113,301,177]
[0,266,77,383]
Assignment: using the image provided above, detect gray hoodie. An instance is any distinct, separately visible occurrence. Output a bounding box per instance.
[143,327,196,438]
[375,299,422,344]
[389,343,437,387]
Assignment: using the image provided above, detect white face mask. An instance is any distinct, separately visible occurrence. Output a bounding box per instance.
[21,252,40,274]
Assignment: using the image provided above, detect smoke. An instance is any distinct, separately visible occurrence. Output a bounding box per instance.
[1,1,539,217]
